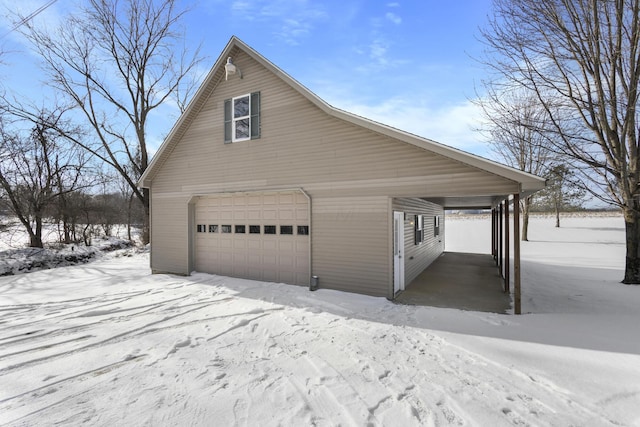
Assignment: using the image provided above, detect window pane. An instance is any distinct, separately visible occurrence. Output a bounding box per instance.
[249,225,261,234]
[235,118,249,139]
[209,225,218,233]
[264,225,276,234]
[197,224,206,233]
[221,225,232,233]
[235,225,246,234]
[280,225,293,235]
[234,96,249,118]
[297,225,309,235]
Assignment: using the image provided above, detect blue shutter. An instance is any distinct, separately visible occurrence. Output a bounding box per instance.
[224,98,232,143]
[250,91,260,140]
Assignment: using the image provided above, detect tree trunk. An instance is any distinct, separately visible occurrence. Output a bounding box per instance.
[28,231,43,248]
[63,214,71,244]
[554,200,560,228]
[142,187,150,245]
[127,192,134,242]
[623,206,640,284]
[521,197,531,241]
[29,216,44,248]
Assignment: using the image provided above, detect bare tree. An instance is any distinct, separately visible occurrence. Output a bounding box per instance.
[475,88,554,240]
[0,109,86,248]
[16,0,202,244]
[480,0,640,284]
[534,164,586,227]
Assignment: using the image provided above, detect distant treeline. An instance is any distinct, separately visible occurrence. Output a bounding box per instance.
[0,190,144,247]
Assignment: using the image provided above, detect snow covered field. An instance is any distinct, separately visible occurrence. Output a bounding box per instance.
[1,215,639,426]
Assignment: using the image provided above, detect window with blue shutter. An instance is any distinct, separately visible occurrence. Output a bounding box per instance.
[415,215,424,245]
[224,92,260,143]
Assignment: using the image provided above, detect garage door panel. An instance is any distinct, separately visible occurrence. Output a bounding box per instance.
[279,209,294,220]
[263,254,277,265]
[279,194,293,203]
[296,208,308,220]
[195,191,309,285]
[219,237,233,249]
[278,240,294,250]
[279,259,294,269]
[263,240,277,251]
[263,209,277,220]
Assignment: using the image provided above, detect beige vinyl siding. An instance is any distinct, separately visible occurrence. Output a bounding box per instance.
[151,49,520,199]
[392,198,445,286]
[312,196,391,297]
[150,193,191,274]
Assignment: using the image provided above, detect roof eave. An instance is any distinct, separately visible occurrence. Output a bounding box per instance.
[139,36,241,188]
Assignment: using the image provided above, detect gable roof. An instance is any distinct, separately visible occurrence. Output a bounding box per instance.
[139,36,545,203]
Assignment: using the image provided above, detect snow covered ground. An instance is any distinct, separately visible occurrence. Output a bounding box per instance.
[1,214,639,426]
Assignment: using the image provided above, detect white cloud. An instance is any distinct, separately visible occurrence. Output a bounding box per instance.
[228,0,327,45]
[387,2,401,7]
[369,38,389,65]
[356,35,409,71]
[230,1,253,16]
[385,12,402,25]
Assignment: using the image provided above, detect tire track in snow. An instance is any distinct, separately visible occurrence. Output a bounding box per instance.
[206,308,283,342]
[0,295,209,366]
[0,297,231,374]
[0,354,147,405]
[0,355,147,426]
[0,334,93,360]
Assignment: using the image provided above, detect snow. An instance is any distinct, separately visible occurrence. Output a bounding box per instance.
[0,219,137,276]
[1,214,640,426]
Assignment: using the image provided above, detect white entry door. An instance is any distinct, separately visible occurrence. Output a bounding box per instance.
[393,211,405,294]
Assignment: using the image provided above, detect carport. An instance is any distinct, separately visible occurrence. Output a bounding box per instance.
[397,193,526,314]
[395,252,510,313]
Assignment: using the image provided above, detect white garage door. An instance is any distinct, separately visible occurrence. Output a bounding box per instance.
[194,191,310,285]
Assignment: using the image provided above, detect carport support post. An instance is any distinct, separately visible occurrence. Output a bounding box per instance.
[498,203,503,272]
[504,198,510,293]
[491,208,496,259]
[513,193,521,315]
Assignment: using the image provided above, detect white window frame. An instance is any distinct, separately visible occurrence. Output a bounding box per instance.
[232,93,251,142]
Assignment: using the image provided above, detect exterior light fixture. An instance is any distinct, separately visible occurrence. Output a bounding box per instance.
[225,57,242,80]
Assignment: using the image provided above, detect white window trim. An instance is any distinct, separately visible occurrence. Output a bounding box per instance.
[232,93,251,142]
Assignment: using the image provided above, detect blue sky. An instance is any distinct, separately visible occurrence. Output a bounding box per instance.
[0,0,495,157]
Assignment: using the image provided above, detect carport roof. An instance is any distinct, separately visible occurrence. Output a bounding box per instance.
[423,196,509,210]
[139,36,546,204]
